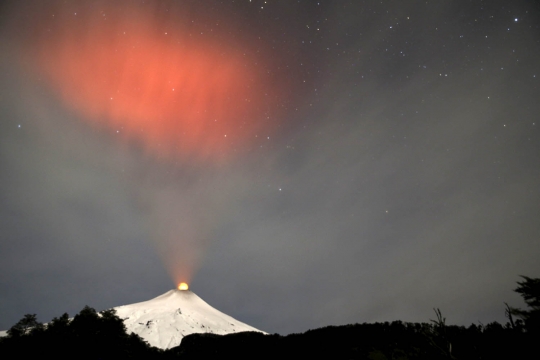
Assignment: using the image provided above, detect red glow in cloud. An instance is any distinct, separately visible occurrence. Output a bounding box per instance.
[14,1,282,287]
[30,2,270,163]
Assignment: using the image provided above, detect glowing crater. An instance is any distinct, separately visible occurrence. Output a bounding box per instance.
[178,283,189,291]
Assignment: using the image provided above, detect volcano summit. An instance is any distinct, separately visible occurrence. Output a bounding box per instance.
[113,289,263,349]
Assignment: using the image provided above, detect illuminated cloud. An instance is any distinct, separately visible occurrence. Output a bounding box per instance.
[26,0,272,163]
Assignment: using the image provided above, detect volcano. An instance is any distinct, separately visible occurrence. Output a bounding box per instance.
[114,289,264,349]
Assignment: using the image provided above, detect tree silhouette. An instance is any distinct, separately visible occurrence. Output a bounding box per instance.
[6,314,40,337]
[510,276,540,334]
[46,313,70,335]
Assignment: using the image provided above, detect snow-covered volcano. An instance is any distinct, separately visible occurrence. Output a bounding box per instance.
[114,289,264,349]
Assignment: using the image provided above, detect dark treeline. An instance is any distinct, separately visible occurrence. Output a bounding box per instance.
[174,320,535,359]
[0,306,163,358]
[1,276,538,359]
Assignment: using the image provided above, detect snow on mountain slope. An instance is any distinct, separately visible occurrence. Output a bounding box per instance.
[114,289,264,349]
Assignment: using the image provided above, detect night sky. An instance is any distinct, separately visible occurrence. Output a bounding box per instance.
[1,0,539,335]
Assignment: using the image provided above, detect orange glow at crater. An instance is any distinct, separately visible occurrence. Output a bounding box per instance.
[27,1,274,163]
[178,282,189,291]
